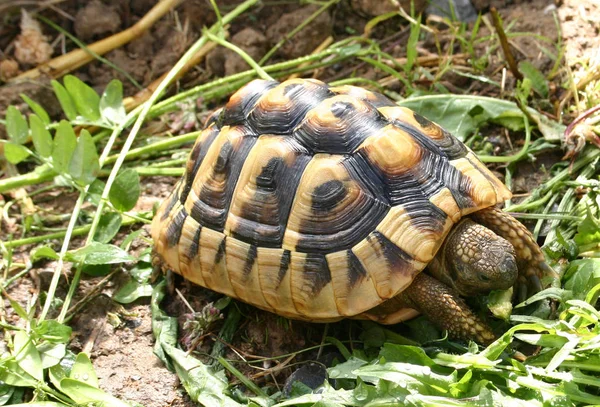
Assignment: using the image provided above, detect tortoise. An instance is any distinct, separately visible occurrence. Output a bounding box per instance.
[151,78,551,343]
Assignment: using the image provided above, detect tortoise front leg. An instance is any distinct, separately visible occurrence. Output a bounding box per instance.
[470,206,556,298]
[364,273,495,344]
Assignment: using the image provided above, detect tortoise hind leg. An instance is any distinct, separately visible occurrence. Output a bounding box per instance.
[470,206,557,298]
[362,273,495,344]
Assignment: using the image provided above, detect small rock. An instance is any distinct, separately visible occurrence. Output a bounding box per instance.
[74,0,122,41]
[266,5,332,59]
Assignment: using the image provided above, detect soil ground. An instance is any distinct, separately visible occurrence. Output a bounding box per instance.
[1,0,599,406]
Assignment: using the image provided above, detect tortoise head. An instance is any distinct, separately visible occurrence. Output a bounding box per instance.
[430,218,518,297]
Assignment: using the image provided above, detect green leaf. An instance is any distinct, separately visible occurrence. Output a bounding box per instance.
[30,246,59,262]
[3,142,30,164]
[93,212,122,243]
[70,353,99,388]
[162,343,242,407]
[9,402,68,407]
[397,95,564,141]
[13,331,43,382]
[52,121,77,174]
[519,61,549,98]
[37,342,66,369]
[67,242,135,265]
[0,360,38,387]
[0,382,13,406]
[6,106,28,144]
[34,320,72,343]
[60,378,130,407]
[81,264,112,276]
[21,94,50,125]
[487,287,513,321]
[51,80,77,121]
[68,129,99,186]
[63,75,101,121]
[573,210,600,246]
[563,259,600,299]
[113,278,153,304]
[100,79,126,124]
[378,344,436,367]
[109,169,140,212]
[29,114,53,158]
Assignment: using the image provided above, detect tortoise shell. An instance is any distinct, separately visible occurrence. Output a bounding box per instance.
[151,78,511,322]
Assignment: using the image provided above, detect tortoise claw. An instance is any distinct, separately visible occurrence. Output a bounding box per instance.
[517,281,529,304]
[529,273,543,294]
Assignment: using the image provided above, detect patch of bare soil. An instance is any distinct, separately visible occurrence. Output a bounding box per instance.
[1,0,598,406]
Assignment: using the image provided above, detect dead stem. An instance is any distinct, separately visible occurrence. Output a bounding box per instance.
[10,0,183,82]
[490,7,523,81]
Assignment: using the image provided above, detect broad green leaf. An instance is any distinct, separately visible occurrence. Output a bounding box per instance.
[109,169,140,212]
[378,344,436,367]
[67,241,134,265]
[162,343,242,407]
[100,79,126,124]
[9,403,67,407]
[519,61,549,98]
[93,212,122,243]
[21,94,50,125]
[397,95,564,141]
[63,75,101,121]
[3,142,30,164]
[69,353,99,388]
[51,80,77,121]
[48,365,67,391]
[30,246,59,262]
[513,333,568,348]
[357,362,455,395]
[59,378,130,407]
[327,357,368,381]
[0,360,38,387]
[6,106,28,144]
[515,287,573,307]
[573,210,600,246]
[13,331,43,382]
[52,121,77,174]
[563,259,600,299]
[34,320,72,343]
[81,264,111,276]
[113,278,153,304]
[29,114,52,158]
[37,342,66,369]
[68,129,99,186]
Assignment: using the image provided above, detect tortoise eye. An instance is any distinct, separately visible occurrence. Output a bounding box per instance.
[478,273,491,282]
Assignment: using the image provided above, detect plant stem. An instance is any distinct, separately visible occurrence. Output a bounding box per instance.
[2,216,143,249]
[0,165,55,193]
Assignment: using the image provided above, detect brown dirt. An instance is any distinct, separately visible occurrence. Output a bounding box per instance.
[1,0,598,406]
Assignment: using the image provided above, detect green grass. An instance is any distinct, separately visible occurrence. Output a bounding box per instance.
[1,0,600,406]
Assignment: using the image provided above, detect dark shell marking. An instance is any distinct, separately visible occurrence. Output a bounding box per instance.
[151,78,512,321]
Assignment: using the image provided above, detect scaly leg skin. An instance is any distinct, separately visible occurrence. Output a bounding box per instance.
[470,206,557,299]
[367,273,495,344]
